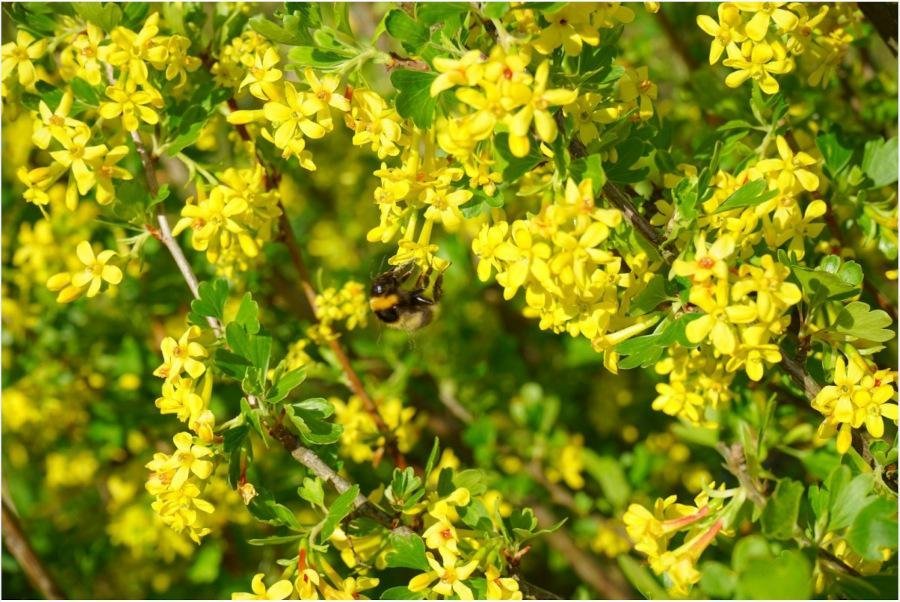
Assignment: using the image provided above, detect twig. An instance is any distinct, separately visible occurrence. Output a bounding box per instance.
[858,2,899,57]
[716,442,767,507]
[223,98,406,469]
[2,494,65,599]
[780,352,822,400]
[533,505,632,599]
[655,6,700,71]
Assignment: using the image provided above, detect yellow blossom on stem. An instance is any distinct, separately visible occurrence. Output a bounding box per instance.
[1,29,47,87]
[153,325,209,381]
[696,3,747,64]
[408,552,479,600]
[233,574,294,600]
[723,41,792,94]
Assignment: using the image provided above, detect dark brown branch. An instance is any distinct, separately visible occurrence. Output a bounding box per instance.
[858,2,899,56]
[2,495,65,599]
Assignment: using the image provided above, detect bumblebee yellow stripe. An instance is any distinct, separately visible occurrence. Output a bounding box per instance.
[370,294,399,311]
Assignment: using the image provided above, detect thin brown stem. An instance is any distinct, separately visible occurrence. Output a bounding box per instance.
[2,494,65,599]
[533,505,633,599]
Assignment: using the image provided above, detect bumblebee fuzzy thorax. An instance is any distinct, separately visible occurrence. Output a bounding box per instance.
[369,263,443,331]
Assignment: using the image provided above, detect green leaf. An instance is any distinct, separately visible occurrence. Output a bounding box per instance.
[582,450,631,509]
[699,561,737,598]
[416,2,470,25]
[628,275,670,316]
[790,264,860,307]
[188,542,222,583]
[424,437,440,478]
[385,532,429,571]
[715,179,778,213]
[69,77,99,106]
[240,397,265,440]
[385,9,428,49]
[832,301,894,343]
[846,497,898,561]
[732,535,772,573]
[736,549,812,599]
[288,46,351,70]
[298,477,325,508]
[234,292,260,334]
[391,70,438,129]
[319,485,359,542]
[188,279,228,326]
[248,15,307,45]
[862,137,898,188]
[268,368,307,403]
[247,489,301,530]
[761,478,804,540]
[816,132,853,176]
[294,397,334,418]
[287,403,343,445]
[453,468,488,496]
[829,473,875,531]
[618,555,667,600]
[73,2,122,30]
[483,2,510,19]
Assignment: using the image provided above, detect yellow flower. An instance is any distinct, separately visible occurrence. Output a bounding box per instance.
[49,126,107,198]
[619,66,657,120]
[724,325,782,381]
[423,515,460,558]
[264,82,327,145]
[32,92,81,149]
[240,47,282,100]
[153,325,209,381]
[169,432,214,489]
[532,3,605,56]
[685,280,756,355]
[99,81,160,132]
[233,574,294,600]
[672,235,735,283]
[295,568,321,600]
[506,61,578,157]
[430,50,485,96]
[156,377,204,423]
[755,136,819,193]
[90,145,133,205]
[485,565,522,600]
[47,241,123,302]
[322,576,379,600]
[736,2,799,41]
[305,68,350,112]
[696,3,747,64]
[107,13,164,84]
[408,552,479,600]
[723,41,792,94]
[1,29,47,87]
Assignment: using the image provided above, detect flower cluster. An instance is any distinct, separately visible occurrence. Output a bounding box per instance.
[624,487,728,596]
[407,487,523,600]
[697,2,863,93]
[225,42,349,171]
[307,280,370,343]
[332,395,422,464]
[474,178,663,370]
[146,325,218,542]
[172,165,281,278]
[811,354,898,453]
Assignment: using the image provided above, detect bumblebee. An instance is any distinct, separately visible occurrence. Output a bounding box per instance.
[369,262,444,331]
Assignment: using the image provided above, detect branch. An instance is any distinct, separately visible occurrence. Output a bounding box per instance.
[858,2,899,56]
[225,100,406,468]
[533,505,632,599]
[2,494,65,599]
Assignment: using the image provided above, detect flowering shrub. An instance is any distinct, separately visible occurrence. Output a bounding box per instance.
[1,2,897,600]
